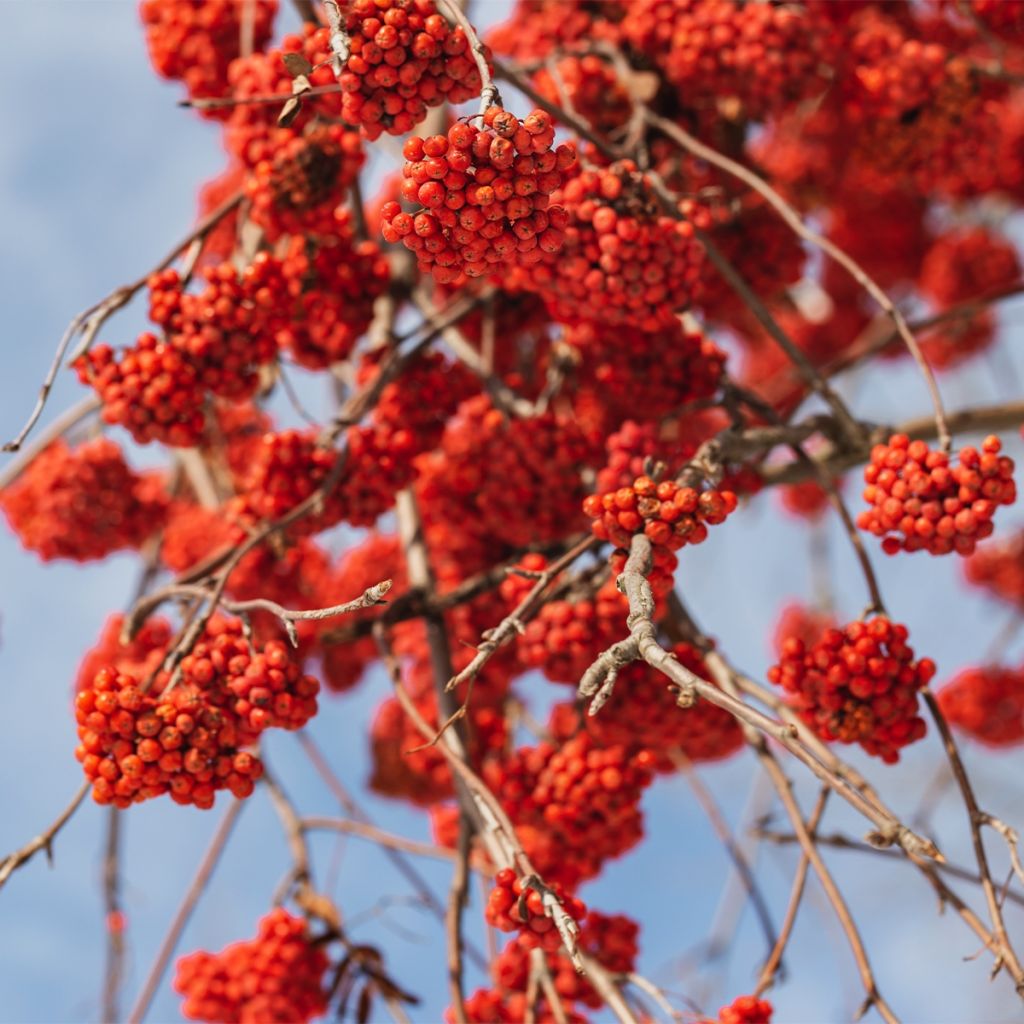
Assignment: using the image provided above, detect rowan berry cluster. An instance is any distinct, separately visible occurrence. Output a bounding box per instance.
[858,434,1017,557]
[937,665,1024,747]
[0,438,167,563]
[485,869,587,952]
[512,161,705,331]
[485,733,654,889]
[507,571,631,686]
[622,0,833,121]
[334,0,486,139]
[245,123,366,240]
[564,320,726,430]
[769,617,936,762]
[174,908,328,1024]
[381,109,576,283]
[964,528,1024,610]
[139,0,278,115]
[277,224,390,369]
[534,55,633,136]
[460,910,638,1022]
[75,618,318,808]
[714,994,774,1024]
[779,480,831,521]
[584,475,738,590]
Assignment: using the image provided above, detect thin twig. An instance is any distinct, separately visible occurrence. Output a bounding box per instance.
[127,799,244,1024]
[101,807,125,1024]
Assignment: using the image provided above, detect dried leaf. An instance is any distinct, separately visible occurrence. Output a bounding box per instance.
[278,96,303,127]
[282,52,314,77]
[623,70,660,103]
[292,74,312,95]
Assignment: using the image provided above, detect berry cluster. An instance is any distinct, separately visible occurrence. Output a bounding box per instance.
[858,434,1016,556]
[564,320,726,431]
[0,438,167,562]
[713,994,774,1024]
[513,161,705,331]
[937,665,1024,747]
[334,0,487,139]
[964,528,1024,610]
[139,0,277,115]
[245,123,366,240]
[623,0,833,121]
[174,909,328,1024]
[584,475,738,593]
[75,618,319,808]
[534,55,633,136]
[381,109,576,283]
[277,223,390,369]
[485,869,587,953]
[485,733,654,888]
[768,617,936,762]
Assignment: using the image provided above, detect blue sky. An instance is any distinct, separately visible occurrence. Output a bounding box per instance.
[2,3,1024,1023]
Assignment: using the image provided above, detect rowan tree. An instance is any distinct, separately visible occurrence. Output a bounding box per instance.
[4,1,1024,1022]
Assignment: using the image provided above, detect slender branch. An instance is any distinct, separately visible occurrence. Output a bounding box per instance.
[446,817,471,1024]
[301,817,459,863]
[755,789,829,997]
[101,808,126,1024]
[127,799,244,1024]
[923,690,1024,994]
[0,396,100,490]
[0,780,90,890]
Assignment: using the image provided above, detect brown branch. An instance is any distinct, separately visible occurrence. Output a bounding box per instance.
[300,817,459,863]
[101,807,125,1024]
[670,751,779,966]
[923,690,1024,994]
[755,789,829,997]
[446,817,472,1024]
[446,534,596,692]
[0,396,101,490]
[127,799,244,1024]
[0,780,90,890]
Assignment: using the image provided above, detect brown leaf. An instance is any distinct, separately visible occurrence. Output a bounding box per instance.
[282,52,314,77]
[623,70,659,103]
[278,96,303,127]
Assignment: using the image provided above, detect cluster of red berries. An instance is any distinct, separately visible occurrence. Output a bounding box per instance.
[486,0,621,61]
[485,733,654,888]
[623,0,833,121]
[779,480,831,521]
[502,563,631,686]
[459,910,638,1022]
[964,528,1024,610]
[334,0,486,139]
[245,123,365,240]
[381,109,576,283]
[139,0,277,115]
[174,909,328,1024]
[77,255,289,447]
[594,417,718,494]
[534,54,633,135]
[585,475,738,590]
[768,616,936,762]
[937,664,1024,747]
[75,618,319,808]
[920,227,1021,308]
[858,434,1017,557]
[513,161,705,331]
[771,602,837,660]
[0,438,167,562]
[565,320,726,430]
[276,224,390,370]
[485,869,587,953]
[417,395,598,553]
[713,994,774,1024]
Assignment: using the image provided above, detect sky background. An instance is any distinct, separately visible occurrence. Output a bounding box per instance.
[2,3,1024,1023]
